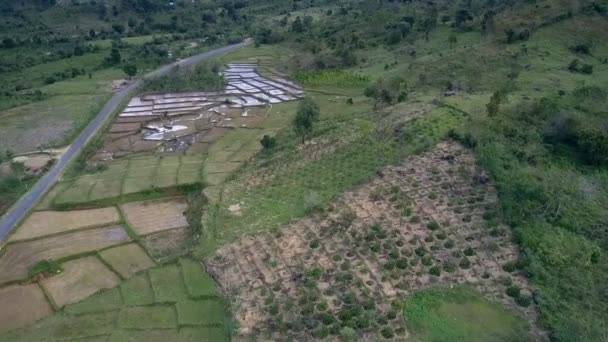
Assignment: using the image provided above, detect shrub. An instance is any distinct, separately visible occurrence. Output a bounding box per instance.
[28,260,62,278]
[506,286,521,298]
[316,312,335,325]
[463,247,476,256]
[443,261,457,273]
[340,327,358,341]
[444,240,455,249]
[427,222,440,230]
[459,257,471,269]
[260,135,277,150]
[309,239,320,249]
[396,258,408,269]
[381,326,395,339]
[429,266,441,276]
[502,261,517,273]
[516,295,532,307]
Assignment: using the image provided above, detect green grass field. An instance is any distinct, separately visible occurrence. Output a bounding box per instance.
[0,259,231,342]
[404,287,530,341]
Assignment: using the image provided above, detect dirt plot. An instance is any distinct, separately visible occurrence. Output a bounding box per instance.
[206,142,538,340]
[0,225,129,285]
[9,207,120,242]
[0,284,53,333]
[142,227,189,263]
[40,256,121,308]
[99,243,155,279]
[121,198,188,236]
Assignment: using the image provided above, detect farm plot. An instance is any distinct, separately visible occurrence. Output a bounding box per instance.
[0,225,130,285]
[0,284,53,333]
[1,259,231,342]
[121,198,189,236]
[9,207,120,242]
[40,256,121,308]
[97,63,304,161]
[52,154,204,206]
[205,142,538,340]
[99,243,156,279]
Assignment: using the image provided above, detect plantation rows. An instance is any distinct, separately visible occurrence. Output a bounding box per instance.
[206,142,537,340]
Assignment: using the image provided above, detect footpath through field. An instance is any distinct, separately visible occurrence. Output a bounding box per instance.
[0,40,253,242]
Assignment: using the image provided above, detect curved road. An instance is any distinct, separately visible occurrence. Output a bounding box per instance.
[0,40,252,242]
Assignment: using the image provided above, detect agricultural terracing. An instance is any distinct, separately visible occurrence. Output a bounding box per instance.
[0,63,307,336]
[205,142,541,340]
[49,63,305,207]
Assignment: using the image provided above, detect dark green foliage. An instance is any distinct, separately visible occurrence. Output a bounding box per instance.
[429,266,441,276]
[364,76,408,107]
[427,222,440,231]
[309,239,320,249]
[516,295,532,307]
[568,59,593,74]
[502,261,517,273]
[506,286,521,298]
[142,63,224,93]
[458,257,471,269]
[293,97,320,143]
[260,135,277,150]
[122,64,137,78]
[380,326,395,339]
[28,259,62,278]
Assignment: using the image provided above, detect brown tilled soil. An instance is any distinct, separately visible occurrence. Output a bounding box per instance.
[121,198,188,236]
[0,284,53,332]
[206,142,539,340]
[0,226,130,285]
[40,256,121,308]
[9,207,120,242]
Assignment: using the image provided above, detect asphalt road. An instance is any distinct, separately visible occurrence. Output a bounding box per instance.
[0,40,252,242]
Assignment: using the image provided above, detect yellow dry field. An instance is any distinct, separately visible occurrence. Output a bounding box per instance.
[0,226,130,285]
[40,256,121,309]
[9,207,120,242]
[99,243,155,279]
[0,284,53,333]
[121,198,188,236]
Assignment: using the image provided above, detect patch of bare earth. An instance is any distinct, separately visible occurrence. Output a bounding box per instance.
[206,142,540,340]
[0,225,130,285]
[0,284,53,332]
[9,207,120,242]
[40,256,121,308]
[121,198,188,236]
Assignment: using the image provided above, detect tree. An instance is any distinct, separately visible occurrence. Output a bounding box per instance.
[106,48,122,65]
[448,34,457,49]
[123,64,137,79]
[112,24,125,34]
[486,91,503,117]
[260,135,276,150]
[293,98,320,143]
[1,37,16,48]
[291,16,305,33]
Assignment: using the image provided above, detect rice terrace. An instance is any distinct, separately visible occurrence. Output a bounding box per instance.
[0,1,607,341]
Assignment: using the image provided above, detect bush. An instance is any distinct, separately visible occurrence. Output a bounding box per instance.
[260,135,276,150]
[459,257,471,269]
[429,266,441,276]
[502,261,517,273]
[28,260,62,278]
[427,222,440,230]
[463,247,476,256]
[380,326,395,339]
[516,295,532,307]
[506,286,521,298]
